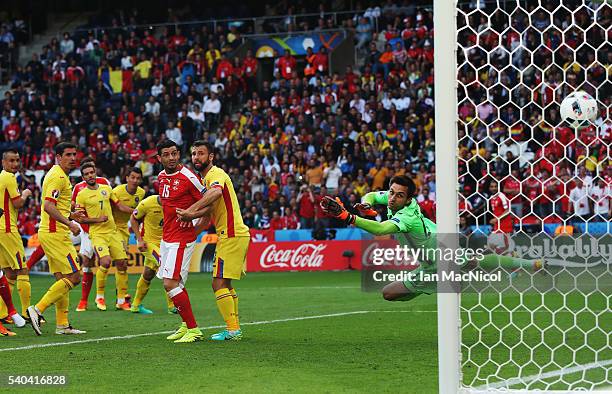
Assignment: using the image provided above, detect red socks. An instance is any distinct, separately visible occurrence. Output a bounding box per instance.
[27,245,45,270]
[81,271,94,302]
[0,276,17,316]
[171,289,197,329]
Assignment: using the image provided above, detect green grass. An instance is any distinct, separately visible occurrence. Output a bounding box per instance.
[1,271,609,392]
[1,272,439,393]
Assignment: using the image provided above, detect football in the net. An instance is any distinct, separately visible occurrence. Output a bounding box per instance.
[560,91,598,128]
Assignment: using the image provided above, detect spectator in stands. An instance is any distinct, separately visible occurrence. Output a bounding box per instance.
[298,185,315,229]
[323,160,342,193]
[355,17,373,51]
[278,49,297,80]
[569,179,590,224]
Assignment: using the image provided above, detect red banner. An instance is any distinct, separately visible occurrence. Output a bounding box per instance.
[246,240,362,272]
[250,228,275,243]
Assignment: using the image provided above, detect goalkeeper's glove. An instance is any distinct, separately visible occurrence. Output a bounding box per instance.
[320,196,356,225]
[353,202,378,218]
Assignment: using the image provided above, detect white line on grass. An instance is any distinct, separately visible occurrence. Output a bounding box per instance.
[0,310,382,352]
[473,359,612,390]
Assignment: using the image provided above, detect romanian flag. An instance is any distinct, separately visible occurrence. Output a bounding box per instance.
[99,68,133,94]
[510,124,524,139]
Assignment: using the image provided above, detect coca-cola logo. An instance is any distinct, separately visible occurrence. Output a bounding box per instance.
[260,243,327,269]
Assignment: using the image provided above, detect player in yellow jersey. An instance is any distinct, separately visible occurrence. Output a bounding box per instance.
[129,194,176,314]
[75,162,134,311]
[177,141,250,341]
[27,142,87,336]
[111,168,145,309]
[0,149,32,323]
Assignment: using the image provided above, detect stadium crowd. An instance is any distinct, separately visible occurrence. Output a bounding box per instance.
[0,0,609,240]
[456,1,611,230]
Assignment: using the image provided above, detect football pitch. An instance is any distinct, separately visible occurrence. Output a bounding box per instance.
[1,272,438,393]
[2,271,609,392]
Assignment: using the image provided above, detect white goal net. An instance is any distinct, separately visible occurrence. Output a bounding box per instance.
[451,0,611,391]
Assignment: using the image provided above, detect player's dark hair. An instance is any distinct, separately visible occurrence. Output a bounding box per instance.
[192,140,215,155]
[129,167,143,176]
[389,175,416,197]
[81,157,95,166]
[2,148,19,160]
[55,142,77,156]
[80,161,96,174]
[156,139,179,155]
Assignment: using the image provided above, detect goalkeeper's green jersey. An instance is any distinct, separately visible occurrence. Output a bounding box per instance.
[370,191,438,269]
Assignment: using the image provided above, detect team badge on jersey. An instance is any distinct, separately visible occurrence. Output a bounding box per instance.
[101,190,108,196]
[52,190,59,199]
[135,196,140,203]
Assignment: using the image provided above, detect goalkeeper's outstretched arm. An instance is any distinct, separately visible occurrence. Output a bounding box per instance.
[361,191,387,206]
[353,217,399,236]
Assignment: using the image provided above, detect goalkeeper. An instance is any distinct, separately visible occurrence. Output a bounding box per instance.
[320,175,542,302]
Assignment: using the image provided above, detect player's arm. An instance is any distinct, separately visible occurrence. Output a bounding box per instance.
[177,189,221,220]
[7,177,31,209]
[354,216,401,235]
[361,191,388,206]
[10,189,32,209]
[44,200,84,228]
[44,179,83,233]
[113,200,136,214]
[129,211,146,251]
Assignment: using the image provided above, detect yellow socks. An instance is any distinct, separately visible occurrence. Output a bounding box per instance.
[55,293,69,326]
[96,266,109,299]
[115,270,128,302]
[36,278,74,314]
[133,276,150,307]
[0,298,7,319]
[166,292,174,310]
[230,288,239,327]
[215,288,239,331]
[17,274,31,316]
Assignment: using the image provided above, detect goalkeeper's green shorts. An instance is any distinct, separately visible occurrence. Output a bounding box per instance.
[402,265,438,295]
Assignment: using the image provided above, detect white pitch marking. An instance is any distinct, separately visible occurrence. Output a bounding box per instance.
[0,310,387,352]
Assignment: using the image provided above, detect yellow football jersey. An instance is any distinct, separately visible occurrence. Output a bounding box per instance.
[112,184,145,228]
[76,184,119,237]
[0,170,21,233]
[133,195,163,244]
[203,166,249,239]
[40,165,72,233]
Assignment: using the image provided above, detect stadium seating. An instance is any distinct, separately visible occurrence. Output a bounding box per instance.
[0,2,608,240]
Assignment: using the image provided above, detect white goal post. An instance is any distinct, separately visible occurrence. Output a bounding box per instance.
[434,1,461,394]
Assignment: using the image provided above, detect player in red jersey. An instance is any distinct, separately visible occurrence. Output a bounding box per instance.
[155,140,206,343]
[487,181,515,255]
[71,158,111,311]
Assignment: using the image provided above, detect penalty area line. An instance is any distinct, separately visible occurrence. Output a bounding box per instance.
[1,310,395,352]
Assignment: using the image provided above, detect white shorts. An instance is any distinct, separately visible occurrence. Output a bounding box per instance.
[79,230,94,259]
[157,240,196,285]
[487,232,516,255]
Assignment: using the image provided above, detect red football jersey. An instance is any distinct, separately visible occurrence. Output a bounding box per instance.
[158,165,205,243]
[72,177,111,233]
[490,192,513,233]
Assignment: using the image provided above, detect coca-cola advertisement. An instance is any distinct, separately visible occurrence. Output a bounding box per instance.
[247,241,362,272]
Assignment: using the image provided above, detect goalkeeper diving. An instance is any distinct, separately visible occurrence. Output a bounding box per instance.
[320,175,543,301]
